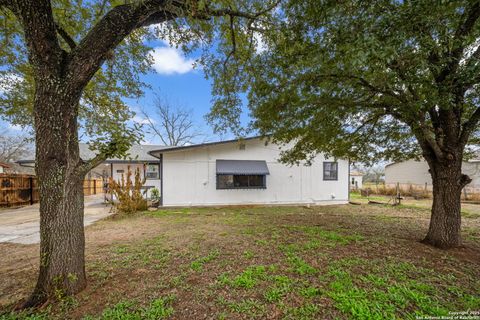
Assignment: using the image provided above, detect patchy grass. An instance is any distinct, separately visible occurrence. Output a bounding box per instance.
[0,203,479,319]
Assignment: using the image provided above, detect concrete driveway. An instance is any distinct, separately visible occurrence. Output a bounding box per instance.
[0,194,112,244]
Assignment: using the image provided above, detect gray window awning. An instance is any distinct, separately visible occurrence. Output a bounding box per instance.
[216,160,270,175]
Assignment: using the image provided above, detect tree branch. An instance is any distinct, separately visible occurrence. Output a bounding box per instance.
[67,0,279,94]
[55,22,77,50]
[460,107,480,145]
[9,0,63,77]
[68,0,175,92]
[0,0,12,9]
[435,1,480,83]
[77,152,108,176]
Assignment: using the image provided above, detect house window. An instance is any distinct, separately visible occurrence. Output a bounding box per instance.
[145,164,159,179]
[217,175,266,189]
[351,177,355,185]
[323,162,338,180]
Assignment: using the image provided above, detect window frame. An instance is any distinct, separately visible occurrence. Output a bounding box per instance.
[145,163,160,180]
[323,162,338,181]
[216,174,267,190]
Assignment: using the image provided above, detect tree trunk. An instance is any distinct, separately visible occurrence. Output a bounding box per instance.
[23,84,87,307]
[422,158,467,249]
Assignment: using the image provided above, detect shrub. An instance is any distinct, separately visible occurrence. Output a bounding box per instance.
[150,187,160,200]
[108,166,147,214]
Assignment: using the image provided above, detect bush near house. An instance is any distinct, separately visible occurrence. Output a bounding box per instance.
[108,166,147,214]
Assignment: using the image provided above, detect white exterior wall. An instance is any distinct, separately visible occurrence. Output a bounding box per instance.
[110,163,161,198]
[0,166,3,174]
[350,175,363,189]
[385,159,480,188]
[161,138,349,206]
[385,160,431,186]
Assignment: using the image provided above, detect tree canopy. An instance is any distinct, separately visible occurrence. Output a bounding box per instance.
[207,0,480,165]
[0,0,278,157]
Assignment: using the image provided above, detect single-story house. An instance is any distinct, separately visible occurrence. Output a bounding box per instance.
[349,170,364,189]
[149,136,349,207]
[17,137,350,206]
[17,144,165,198]
[0,162,11,174]
[385,158,480,189]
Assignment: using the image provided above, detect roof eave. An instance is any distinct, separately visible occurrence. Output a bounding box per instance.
[148,135,268,157]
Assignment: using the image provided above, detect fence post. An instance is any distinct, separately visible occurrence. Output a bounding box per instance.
[29,176,34,205]
[94,179,97,195]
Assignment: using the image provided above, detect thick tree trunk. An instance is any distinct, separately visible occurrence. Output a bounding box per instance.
[422,158,467,249]
[23,84,87,307]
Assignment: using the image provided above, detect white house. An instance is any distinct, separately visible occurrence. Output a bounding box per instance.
[149,137,349,207]
[385,159,480,190]
[18,137,350,206]
[349,170,364,190]
[17,144,165,198]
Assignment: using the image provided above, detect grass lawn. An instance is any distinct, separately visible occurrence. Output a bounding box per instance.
[0,202,479,319]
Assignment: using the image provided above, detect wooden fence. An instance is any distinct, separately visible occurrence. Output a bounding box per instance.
[0,174,104,207]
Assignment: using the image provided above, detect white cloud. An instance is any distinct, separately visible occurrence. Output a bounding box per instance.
[132,115,155,125]
[151,46,195,75]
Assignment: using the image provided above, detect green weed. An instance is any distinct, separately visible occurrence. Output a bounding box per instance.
[190,249,220,271]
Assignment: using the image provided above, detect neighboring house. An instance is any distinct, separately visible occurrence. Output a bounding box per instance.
[350,170,364,190]
[0,162,10,174]
[149,136,349,207]
[385,159,480,189]
[17,144,166,198]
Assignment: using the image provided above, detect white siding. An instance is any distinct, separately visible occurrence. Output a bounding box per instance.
[385,160,480,188]
[110,163,161,198]
[161,138,349,206]
[385,160,432,186]
[350,175,363,189]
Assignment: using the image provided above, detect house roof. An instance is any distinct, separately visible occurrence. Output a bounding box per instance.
[350,170,364,176]
[17,143,167,165]
[149,136,266,156]
[386,154,480,168]
[216,160,270,175]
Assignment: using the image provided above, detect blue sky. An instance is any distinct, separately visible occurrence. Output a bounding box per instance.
[123,38,251,145]
[1,39,250,145]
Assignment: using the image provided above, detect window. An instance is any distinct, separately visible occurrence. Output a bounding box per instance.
[323,162,338,180]
[217,174,266,189]
[145,164,159,179]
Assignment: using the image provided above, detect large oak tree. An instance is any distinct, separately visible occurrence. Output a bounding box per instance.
[0,0,277,307]
[207,1,480,249]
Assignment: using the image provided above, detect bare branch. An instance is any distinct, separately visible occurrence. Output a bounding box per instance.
[0,127,32,163]
[142,94,204,146]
